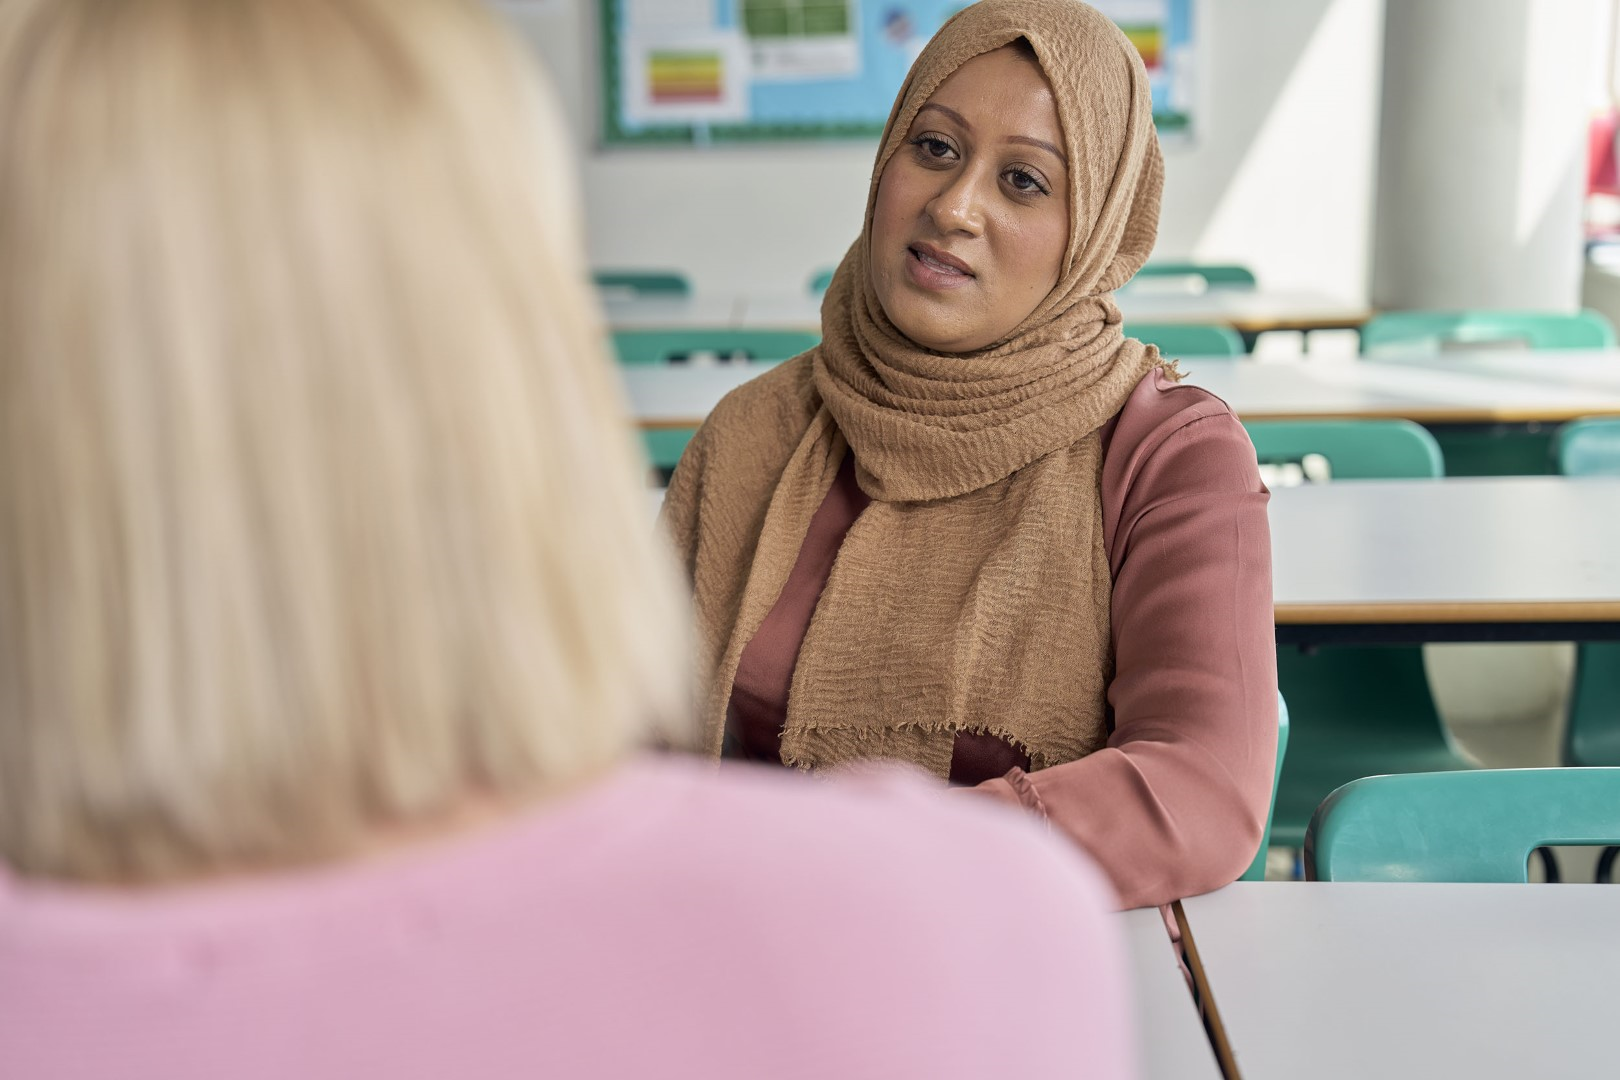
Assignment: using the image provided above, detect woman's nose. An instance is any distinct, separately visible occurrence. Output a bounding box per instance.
[925,167,988,237]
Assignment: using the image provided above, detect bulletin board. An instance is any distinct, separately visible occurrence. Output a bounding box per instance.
[598,0,1195,146]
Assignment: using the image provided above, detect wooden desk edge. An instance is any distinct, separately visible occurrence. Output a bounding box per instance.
[1172,900,1242,1080]
[1240,405,1620,423]
[639,417,706,431]
[641,406,1620,430]
[1275,600,1620,625]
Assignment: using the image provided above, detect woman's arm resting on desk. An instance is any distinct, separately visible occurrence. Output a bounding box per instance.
[970,411,1277,910]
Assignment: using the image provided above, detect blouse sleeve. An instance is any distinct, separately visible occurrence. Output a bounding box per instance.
[972,410,1277,910]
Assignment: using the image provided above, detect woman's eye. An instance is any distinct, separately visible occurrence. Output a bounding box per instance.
[911,134,956,160]
[1005,167,1050,195]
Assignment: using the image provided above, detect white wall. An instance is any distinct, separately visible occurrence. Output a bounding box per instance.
[506,0,1385,302]
[1371,0,1607,311]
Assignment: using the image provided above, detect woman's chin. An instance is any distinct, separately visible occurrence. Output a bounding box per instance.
[879,296,983,353]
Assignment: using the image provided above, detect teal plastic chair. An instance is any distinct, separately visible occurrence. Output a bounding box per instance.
[808,268,835,295]
[1305,768,1620,882]
[1127,322,1245,358]
[642,428,696,479]
[1238,692,1290,881]
[1127,262,1257,290]
[612,329,820,366]
[1360,309,1617,355]
[1556,416,1620,480]
[1555,420,1620,770]
[1243,420,1469,850]
[1244,419,1445,480]
[592,270,691,299]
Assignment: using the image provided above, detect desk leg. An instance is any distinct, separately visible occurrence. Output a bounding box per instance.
[1174,899,1245,1080]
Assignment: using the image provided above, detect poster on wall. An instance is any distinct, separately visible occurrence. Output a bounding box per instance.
[599,0,1195,146]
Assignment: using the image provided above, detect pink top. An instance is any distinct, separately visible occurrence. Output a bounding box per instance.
[0,757,1133,1080]
[728,368,1278,910]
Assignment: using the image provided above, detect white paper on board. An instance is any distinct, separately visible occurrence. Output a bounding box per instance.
[620,29,752,126]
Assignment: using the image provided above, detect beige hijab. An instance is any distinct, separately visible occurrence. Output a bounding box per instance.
[662,0,1169,777]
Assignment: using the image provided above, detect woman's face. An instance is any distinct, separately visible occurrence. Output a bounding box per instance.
[869,45,1070,354]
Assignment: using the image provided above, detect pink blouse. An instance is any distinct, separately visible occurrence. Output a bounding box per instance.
[0,758,1133,1080]
[727,368,1278,909]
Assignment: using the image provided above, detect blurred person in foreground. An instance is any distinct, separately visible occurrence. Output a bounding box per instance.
[0,1,1133,1078]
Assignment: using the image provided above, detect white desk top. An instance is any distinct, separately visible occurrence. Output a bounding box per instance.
[1116,288,1371,332]
[1178,357,1620,423]
[600,294,742,331]
[1178,882,1620,1080]
[1368,346,1620,394]
[621,357,1620,429]
[1118,908,1222,1080]
[1269,476,1620,624]
[607,289,1369,334]
[620,360,779,428]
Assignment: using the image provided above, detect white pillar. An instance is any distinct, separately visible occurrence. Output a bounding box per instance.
[1371,0,1606,311]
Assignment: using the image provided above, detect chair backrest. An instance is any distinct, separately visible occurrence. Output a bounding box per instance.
[592,270,691,299]
[1127,322,1246,358]
[1556,417,1620,477]
[1305,768,1620,882]
[1554,417,1620,766]
[641,428,696,477]
[1127,262,1257,290]
[1243,419,1444,480]
[612,329,820,365]
[808,268,835,296]
[1239,691,1290,881]
[1361,309,1617,354]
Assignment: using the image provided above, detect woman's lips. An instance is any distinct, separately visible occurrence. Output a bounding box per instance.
[905,244,975,291]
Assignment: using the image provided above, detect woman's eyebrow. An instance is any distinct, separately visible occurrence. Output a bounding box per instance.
[916,102,970,128]
[1008,134,1065,165]
[915,103,1064,167]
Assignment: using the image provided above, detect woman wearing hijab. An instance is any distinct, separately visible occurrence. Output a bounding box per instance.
[663,0,1278,910]
[0,1,1134,1076]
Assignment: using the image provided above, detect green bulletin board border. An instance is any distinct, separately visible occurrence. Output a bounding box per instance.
[597,2,1192,147]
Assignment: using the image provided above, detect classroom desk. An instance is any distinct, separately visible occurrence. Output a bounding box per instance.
[623,356,1620,432]
[1175,882,1620,1080]
[605,290,1370,335]
[736,291,1370,335]
[1269,476,1620,645]
[1187,351,1620,476]
[1118,908,1223,1080]
[600,294,743,331]
[624,360,782,430]
[1368,346,1620,393]
[1177,356,1620,425]
[1115,288,1372,334]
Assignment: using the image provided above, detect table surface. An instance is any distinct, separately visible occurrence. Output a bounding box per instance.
[1367,346,1620,394]
[1177,355,1620,423]
[601,294,742,331]
[1115,287,1372,331]
[621,354,1620,429]
[604,288,1371,334]
[1178,882,1620,1080]
[1118,908,1223,1080]
[1269,476,1620,626]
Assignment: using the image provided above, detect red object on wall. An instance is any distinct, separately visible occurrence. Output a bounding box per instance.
[1589,105,1620,195]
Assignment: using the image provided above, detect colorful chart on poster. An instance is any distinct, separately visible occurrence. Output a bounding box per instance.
[600,0,1195,145]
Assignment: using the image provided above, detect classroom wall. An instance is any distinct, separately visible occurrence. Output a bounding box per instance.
[507,0,1386,303]
[1371,0,1606,312]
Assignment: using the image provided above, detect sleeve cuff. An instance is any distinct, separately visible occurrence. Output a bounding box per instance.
[999,767,1051,821]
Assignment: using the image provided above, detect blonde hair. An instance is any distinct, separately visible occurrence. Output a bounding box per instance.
[0,0,689,883]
